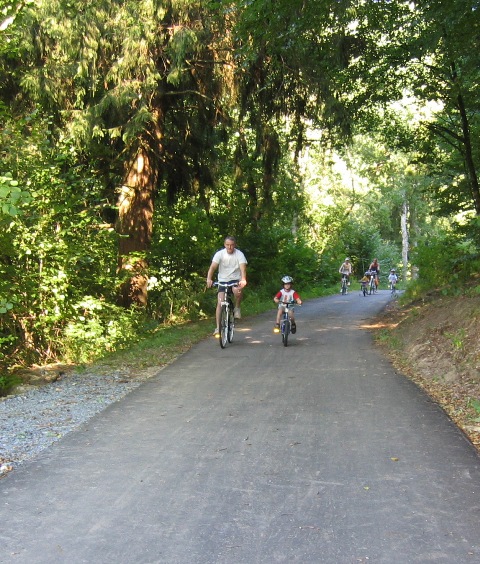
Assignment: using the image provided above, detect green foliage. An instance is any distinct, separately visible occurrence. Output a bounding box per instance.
[468,398,480,422]
[0,173,31,217]
[406,230,480,297]
[63,298,143,364]
[0,112,121,366]
[0,371,21,397]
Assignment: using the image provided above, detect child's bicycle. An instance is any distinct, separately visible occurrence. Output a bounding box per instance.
[275,301,297,347]
[213,282,237,348]
[360,280,368,297]
[390,281,397,296]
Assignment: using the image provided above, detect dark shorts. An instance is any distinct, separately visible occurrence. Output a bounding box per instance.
[217,280,239,293]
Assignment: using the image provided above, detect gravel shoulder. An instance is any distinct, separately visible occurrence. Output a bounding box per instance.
[0,366,159,475]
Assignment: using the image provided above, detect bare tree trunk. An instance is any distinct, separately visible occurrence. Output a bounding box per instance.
[116,147,156,307]
[448,57,480,215]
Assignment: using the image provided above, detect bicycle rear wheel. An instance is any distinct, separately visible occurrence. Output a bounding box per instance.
[219,305,228,348]
[227,306,235,342]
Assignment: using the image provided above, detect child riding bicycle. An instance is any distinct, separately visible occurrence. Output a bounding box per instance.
[273,276,302,334]
[388,268,398,290]
[360,271,370,293]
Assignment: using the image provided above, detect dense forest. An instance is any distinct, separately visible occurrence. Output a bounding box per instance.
[1,0,479,380]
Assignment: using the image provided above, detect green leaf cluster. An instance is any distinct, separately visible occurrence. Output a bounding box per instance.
[0,173,31,217]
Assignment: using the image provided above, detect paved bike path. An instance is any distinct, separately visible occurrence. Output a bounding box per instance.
[1,291,480,563]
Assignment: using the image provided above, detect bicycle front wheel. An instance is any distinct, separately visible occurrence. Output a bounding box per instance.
[282,320,290,347]
[227,307,235,342]
[219,305,228,348]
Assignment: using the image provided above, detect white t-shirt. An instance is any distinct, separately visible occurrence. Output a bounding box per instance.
[211,248,247,282]
[275,288,300,303]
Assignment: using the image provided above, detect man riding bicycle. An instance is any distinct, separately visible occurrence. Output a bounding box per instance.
[206,236,247,337]
[339,257,352,284]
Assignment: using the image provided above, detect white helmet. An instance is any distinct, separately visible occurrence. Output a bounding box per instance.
[281,275,293,284]
[345,257,350,261]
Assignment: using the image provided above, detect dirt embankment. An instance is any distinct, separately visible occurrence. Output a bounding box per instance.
[377,293,480,452]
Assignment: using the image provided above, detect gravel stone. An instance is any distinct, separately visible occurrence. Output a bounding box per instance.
[0,370,149,475]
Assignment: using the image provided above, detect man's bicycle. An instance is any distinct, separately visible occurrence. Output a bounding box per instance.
[213,282,237,348]
[341,274,349,295]
[368,273,377,295]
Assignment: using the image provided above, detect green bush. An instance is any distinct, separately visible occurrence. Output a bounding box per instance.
[62,297,143,364]
[411,234,476,289]
[0,372,21,397]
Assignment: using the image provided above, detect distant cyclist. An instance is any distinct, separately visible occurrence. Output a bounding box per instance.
[388,268,398,290]
[273,276,302,334]
[338,257,352,288]
[369,258,380,289]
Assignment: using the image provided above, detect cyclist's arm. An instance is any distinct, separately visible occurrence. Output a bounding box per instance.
[206,261,219,288]
[239,262,247,288]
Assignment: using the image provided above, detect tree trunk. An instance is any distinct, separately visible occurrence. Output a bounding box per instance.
[449,60,480,215]
[457,91,480,215]
[116,147,156,307]
[401,195,409,283]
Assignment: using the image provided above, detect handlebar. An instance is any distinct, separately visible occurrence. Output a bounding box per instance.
[213,281,239,288]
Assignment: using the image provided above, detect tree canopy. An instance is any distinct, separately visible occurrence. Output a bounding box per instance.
[1,0,479,374]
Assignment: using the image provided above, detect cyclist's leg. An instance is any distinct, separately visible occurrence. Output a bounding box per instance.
[232,284,242,304]
[277,304,283,324]
[290,310,297,334]
[274,304,283,331]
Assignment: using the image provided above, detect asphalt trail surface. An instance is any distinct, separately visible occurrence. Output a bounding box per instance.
[1,291,480,563]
